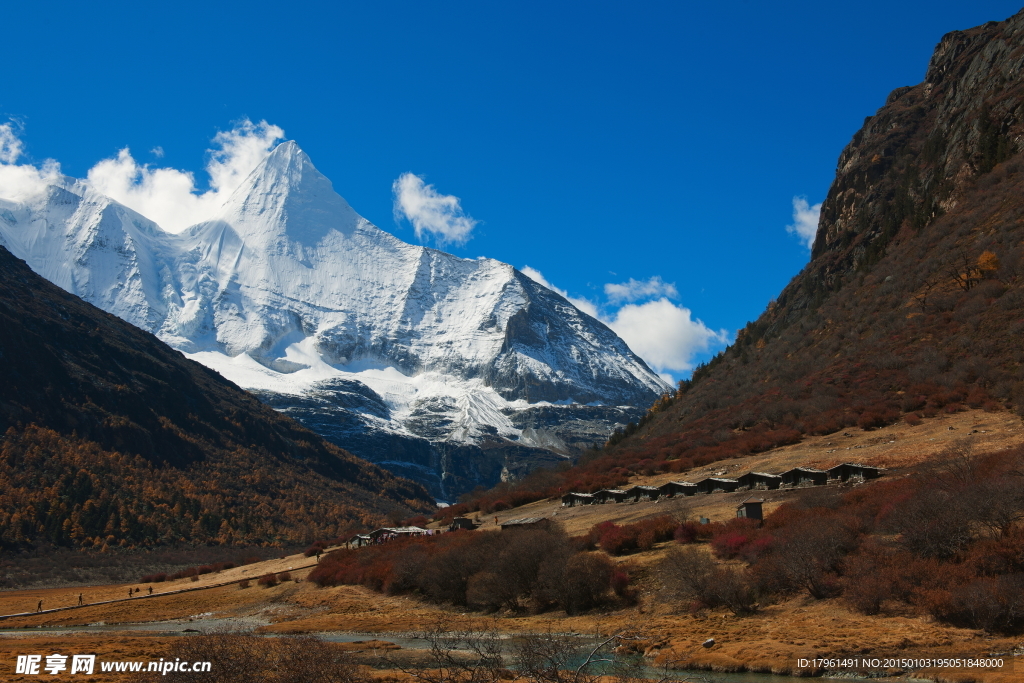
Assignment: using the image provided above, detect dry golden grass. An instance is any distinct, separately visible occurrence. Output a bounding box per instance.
[2,409,1021,682]
[477,409,1024,536]
[0,635,176,683]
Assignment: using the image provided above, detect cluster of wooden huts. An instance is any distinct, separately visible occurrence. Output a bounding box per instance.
[560,462,883,508]
[345,516,549,548]
[346,525,435,548]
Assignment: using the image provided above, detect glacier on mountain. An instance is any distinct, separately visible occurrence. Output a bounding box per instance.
[0,141,668,499]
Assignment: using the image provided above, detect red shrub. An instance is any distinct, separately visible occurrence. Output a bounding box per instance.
[710,518,763,560]
[674,521,701,544]
[598,525,635,555]
[257,573,279,588]
[610,570,630,596]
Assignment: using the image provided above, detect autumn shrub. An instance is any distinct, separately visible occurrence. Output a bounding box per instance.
[597,525,635,555]
[966,387,989,408]
[277,571,292,582]
[661,545,759,615]
[673,521,701,544]
[170,567,198,580]
[140,572,167,583]
[189,574,199,582]
[151,632,368,683]
[537,551,613,615]
[258,573,279,588]
[586,516,677,556]
[857,405,900,430]
[903,412,922,426]
[403,515,429,528]
[610,569,629,596]
[749,510,858,599]
[901,394,927,412]
[709,518,763,560]
[237,579,249,589]
[925,574,1024,632]
[310,526,615,615]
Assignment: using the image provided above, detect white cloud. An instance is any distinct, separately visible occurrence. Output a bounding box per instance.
[0,123,24,164]
[604,276,678,303]
[392,173,477,246]
[85,119,285,233]
[0,122,62,202]
[150,146,165,158]
[521,266,727,377]
[606,298,728,374]
[787,195,821,250]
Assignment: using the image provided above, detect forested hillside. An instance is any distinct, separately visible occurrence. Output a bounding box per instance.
[0,246,433,550]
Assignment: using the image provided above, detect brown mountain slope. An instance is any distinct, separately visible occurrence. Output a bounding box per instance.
[0,246,433,550]
[598,8,1024,472]
[436,9,1024,516]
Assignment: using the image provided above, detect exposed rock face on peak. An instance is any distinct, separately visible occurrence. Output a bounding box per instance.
[811,10,1024,280]
[0,144,667,499]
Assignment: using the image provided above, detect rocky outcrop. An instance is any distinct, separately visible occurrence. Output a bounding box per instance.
[809,11,1024,284]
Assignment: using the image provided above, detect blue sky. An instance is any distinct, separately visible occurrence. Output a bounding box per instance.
[2,1,1022,382]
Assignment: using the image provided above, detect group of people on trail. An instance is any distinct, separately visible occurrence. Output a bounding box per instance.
[33,585,155,613]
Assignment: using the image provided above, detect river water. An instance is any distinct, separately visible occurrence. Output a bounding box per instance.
[0,620,848,682]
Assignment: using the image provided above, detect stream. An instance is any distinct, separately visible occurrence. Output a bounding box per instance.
[0,620,853,682]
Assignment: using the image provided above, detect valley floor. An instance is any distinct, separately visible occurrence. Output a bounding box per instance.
[1,409,1021,682]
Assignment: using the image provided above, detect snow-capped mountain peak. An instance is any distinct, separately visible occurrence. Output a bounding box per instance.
[0,141,669,499]
[212,140,363,247]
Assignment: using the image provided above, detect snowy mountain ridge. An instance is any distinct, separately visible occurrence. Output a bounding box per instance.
[0,141,668,498]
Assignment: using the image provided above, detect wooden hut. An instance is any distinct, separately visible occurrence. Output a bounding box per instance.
[623,485,662,502]
[736,499,764,521]
[348,534,372,548]
[367,526,430,543]
[827,463,883,482]
[561,492,596,507]
[499,517,551,530]
[695,477,739,494]
[736,472,782,490]
[780,467,827,487]
[659,481,697,497]
[449,517,477,531]
[593,489,628,504]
